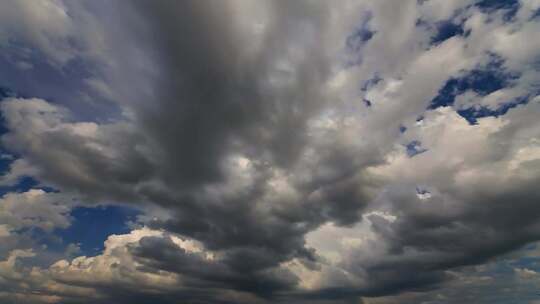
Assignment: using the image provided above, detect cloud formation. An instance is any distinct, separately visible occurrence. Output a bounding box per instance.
[0,0,539,303]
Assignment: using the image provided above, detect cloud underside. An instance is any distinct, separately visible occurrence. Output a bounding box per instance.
[0,0,540,303]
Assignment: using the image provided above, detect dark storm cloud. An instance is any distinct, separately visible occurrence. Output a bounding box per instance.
[120,1,375,290]
[1,1,376,302]
[132,0,332,186]
[131,235,297,297]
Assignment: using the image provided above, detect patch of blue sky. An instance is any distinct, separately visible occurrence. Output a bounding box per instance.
[475,0,520,22]
[429,56,516,109]
[346,27,374,53]
[0,153,12,177]
[361,74,382,92]
[0,176,41,194]
[362,98,372,107]
[360,75,381,107]
[399,125,407,133]
[344,12,375,67]
[476,0,520,11]
[415,5,469,46]
[0,86,13,98]
[532,7,540,19]
[510,256,540,271]
[430,20,466,44]
[0,87,13,135]
[54,205,141,256]
[0,49,121,122]
[427,55,529,124]
[457,94,530,124]
[463,242,540,282]
[405,140,428,157]
[441,250,540,303]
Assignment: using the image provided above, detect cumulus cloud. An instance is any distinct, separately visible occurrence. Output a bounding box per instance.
[0,189,74,232]
[0,0,539,303]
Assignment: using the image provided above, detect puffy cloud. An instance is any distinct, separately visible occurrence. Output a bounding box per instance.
[0,0,114,67]
[0,248,97,304]
[0,190,74,232]
[0,0,75,65]
[1,227,295,303]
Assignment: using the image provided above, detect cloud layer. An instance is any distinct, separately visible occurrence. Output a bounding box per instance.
[0,0,539,303]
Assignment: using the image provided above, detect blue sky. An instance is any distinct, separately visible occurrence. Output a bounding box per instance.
[54,206,139,255]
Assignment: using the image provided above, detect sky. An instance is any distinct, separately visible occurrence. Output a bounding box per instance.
[0,0,539,303]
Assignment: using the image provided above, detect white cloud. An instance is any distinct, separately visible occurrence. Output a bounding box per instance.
[0,189,74,232]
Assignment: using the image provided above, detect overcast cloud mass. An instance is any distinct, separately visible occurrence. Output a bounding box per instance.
[0,0,540,303]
